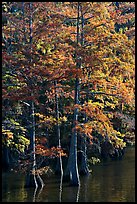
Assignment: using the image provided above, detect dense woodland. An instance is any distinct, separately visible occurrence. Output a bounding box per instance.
[2,2,135,187]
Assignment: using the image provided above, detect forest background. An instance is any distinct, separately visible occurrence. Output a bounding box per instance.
[2,2,135,187]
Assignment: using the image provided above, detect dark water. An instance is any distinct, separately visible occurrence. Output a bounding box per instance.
[2,147,135,202]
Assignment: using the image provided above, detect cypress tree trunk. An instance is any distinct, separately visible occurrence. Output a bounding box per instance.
[24,2,44,188]
[54,80,63,202]
[25,100,39,188]
[79,5,90,176]
[64,2,81,186]
[54,80,63,178]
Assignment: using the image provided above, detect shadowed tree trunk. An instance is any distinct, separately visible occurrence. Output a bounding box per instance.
[64,2,81,186]
[79,3,90,176]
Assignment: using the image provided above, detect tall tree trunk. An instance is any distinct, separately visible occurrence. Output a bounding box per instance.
[64,2,81,186]
[79,5,90,176]
[79,85,90,174]
[54,80,63,178]
[25,2,44,188]
[25,100,38,188]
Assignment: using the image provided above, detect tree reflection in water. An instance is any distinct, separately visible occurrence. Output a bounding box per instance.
[32,186,44,202]
[59,174,63,202]
[2,148,135,202]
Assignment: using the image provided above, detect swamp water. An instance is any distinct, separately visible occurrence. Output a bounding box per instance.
[2,147,135,202]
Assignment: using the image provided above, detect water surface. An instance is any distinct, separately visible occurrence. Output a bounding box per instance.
[2,147,135,202]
